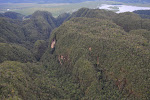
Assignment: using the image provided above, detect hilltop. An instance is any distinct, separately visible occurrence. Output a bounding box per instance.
[42,17,150,100]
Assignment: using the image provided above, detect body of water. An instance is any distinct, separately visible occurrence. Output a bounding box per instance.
[99,4,150,13]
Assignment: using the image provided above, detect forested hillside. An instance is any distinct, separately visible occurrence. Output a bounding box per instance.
[0,12,24,20]
[134,10,150,19]
[67,8,117,20]
[0,8,150,100]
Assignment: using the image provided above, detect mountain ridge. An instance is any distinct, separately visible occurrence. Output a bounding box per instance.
[0,8,150,100]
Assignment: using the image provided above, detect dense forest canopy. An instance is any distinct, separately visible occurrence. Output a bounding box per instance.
[0,8,150,100]
[134,10,150,19]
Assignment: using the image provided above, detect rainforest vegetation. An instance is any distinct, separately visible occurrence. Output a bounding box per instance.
[0,8,150,100]
[134,10,150,19]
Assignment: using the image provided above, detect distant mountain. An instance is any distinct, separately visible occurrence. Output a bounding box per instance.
[134,10,150,19]
[2,12,24,20]
[66,8,116,20]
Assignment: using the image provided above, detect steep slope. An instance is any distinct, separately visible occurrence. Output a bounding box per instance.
[33,40,48,61]
[0,43,35,63]
[0,11,69,44]
[22,11,56,42]
[0,10,69,61]
[42,17,150,99]
[113,12,150,32]
[0,18,25,43]
[56,13,70,27]
[113,12,142,32]
[0,11,56,44]
[2,11,24,20]
[134,10,150,19]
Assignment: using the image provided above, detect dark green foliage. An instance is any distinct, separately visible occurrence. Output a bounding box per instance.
[113,12,142,32]
[141,19,150,30]
[0,8,150,100]
[129,29,150,42]
[0,61,36,100]
[0,61,60,100]
[56,13,70,26]
[0,10,61,51]
[3,11,24,20]
[33,40,48,61]
[113,12,150,32]
[0,17,25,43]
[67,8,117,21]
[140,14,150,19]
[134,10,150,19]
[43,17,150,99]
[22,11,56,42]
[0,43,35,63]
